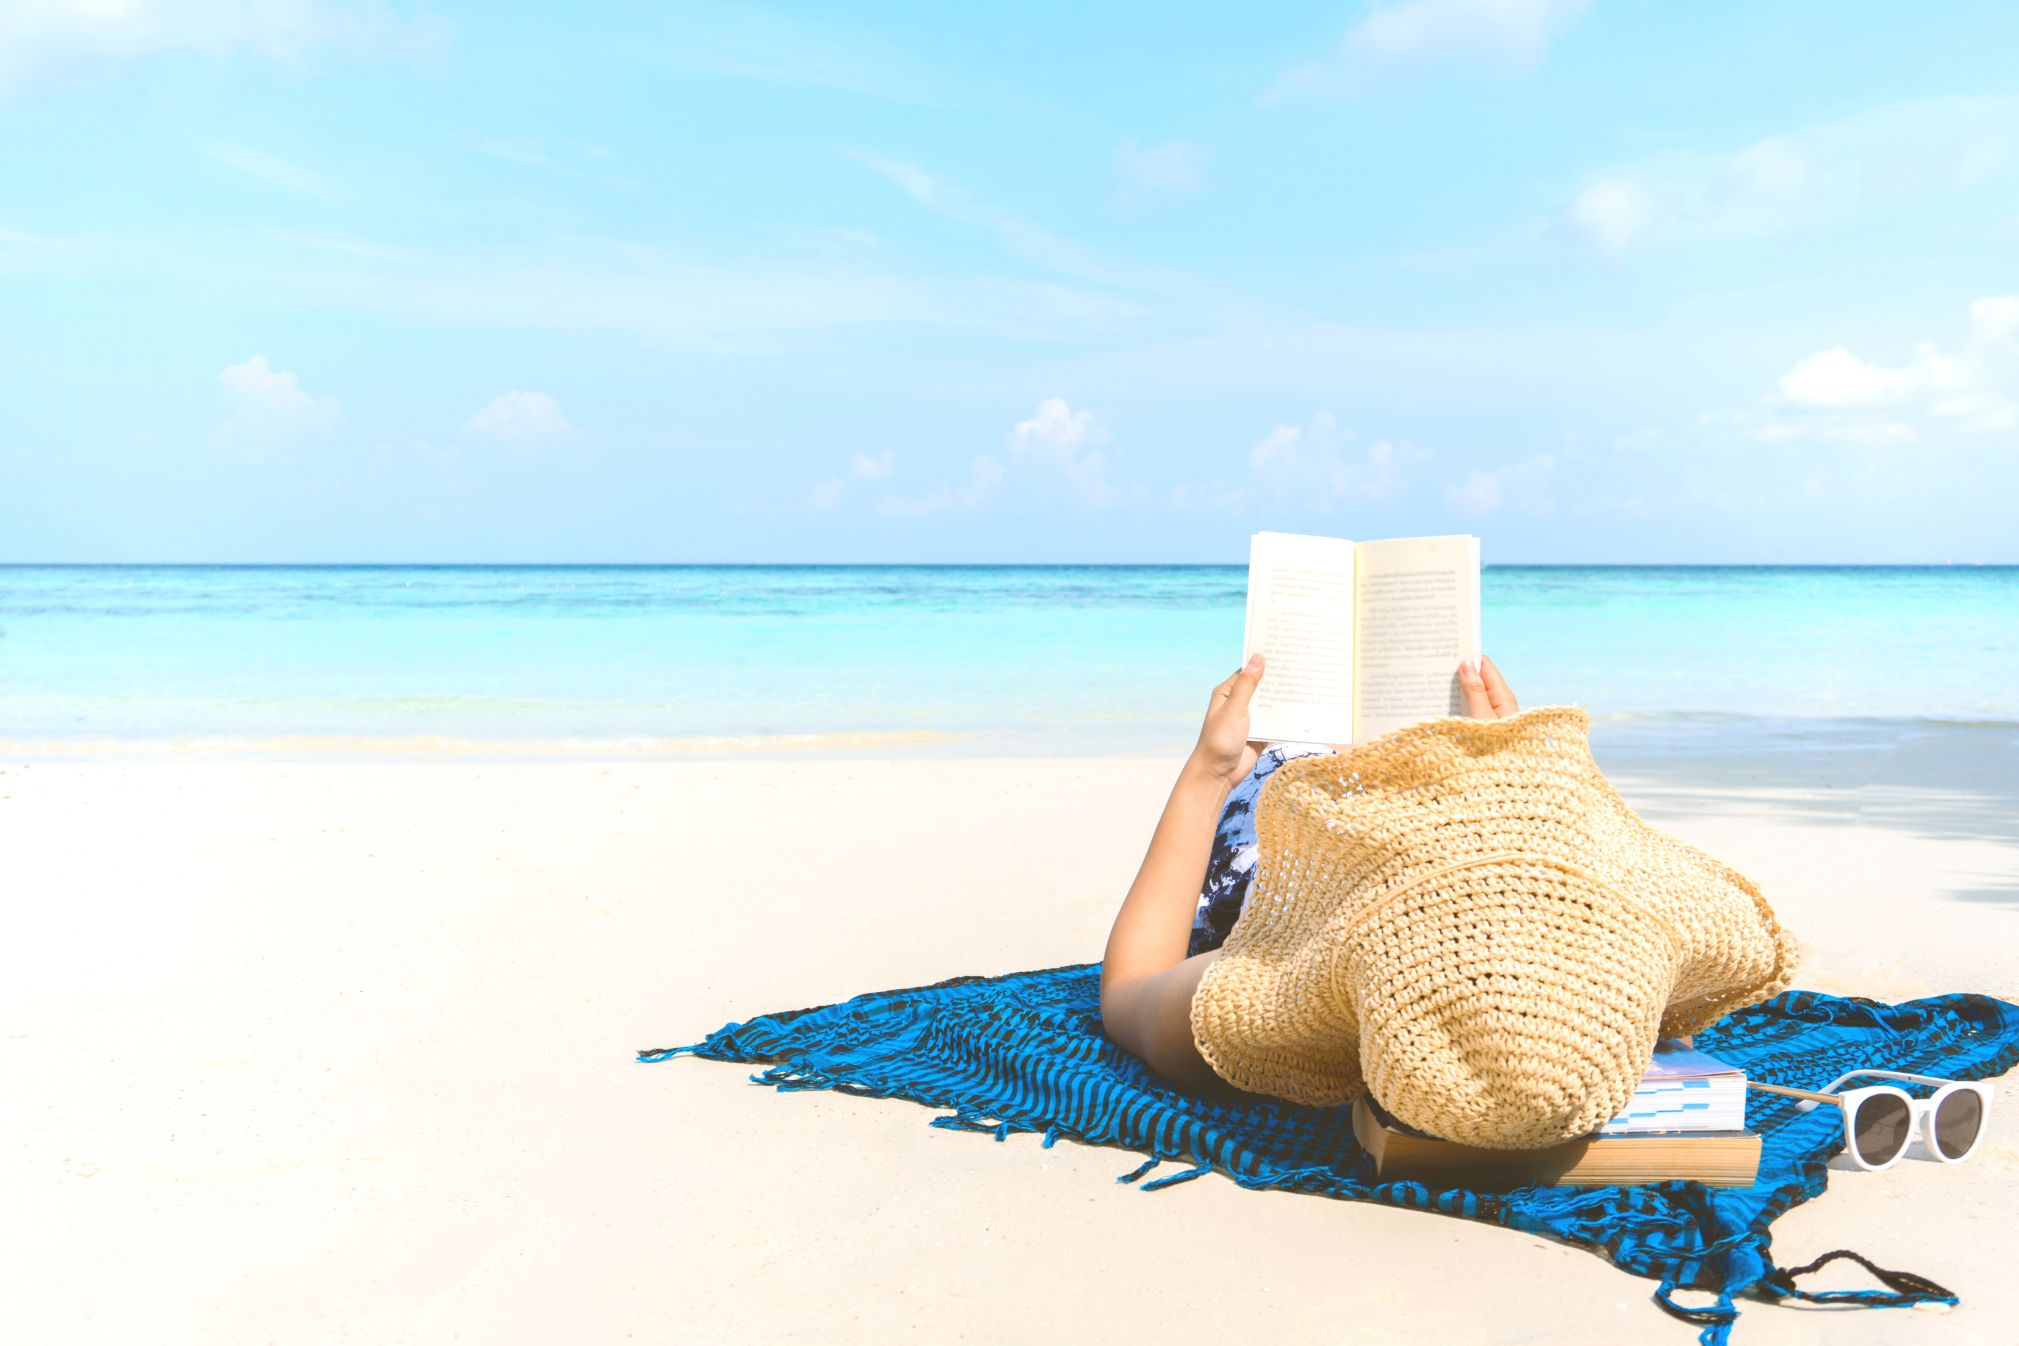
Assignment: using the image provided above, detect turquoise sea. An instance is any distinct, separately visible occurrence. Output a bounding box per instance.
[1,565,2014,758]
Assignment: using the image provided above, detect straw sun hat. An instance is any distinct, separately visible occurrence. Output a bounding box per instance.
[1189,704,1799,1150]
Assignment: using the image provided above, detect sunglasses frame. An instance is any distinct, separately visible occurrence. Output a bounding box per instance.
[1753,1070,1994,1172]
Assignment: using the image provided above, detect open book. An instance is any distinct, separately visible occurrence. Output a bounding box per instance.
[1242,531,1481,745]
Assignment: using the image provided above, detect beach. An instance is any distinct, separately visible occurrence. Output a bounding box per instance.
[16,1,2019,1337]
[5,734,2017,1345]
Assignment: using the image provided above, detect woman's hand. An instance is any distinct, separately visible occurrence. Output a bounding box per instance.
[1458,655,1520,719]
[1188,652,1265,790]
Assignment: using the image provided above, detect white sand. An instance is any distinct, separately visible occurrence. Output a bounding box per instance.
[4,754,2017,1345]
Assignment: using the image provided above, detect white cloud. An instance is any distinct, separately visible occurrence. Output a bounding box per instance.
[1568,178,1656,253]
[801,449,897,511]
[1113,138,1210,209]
[876,455,1005,517]
[804,476,845,512]
[877,398,1126,516]
[849,449,894,478]
[1448,468,1503,515]
[1972,296,2019,344]
[1759,296,2019,441]
[1750,417,1920,447]
[1266,0,1592,101]
[1248,423,1303,475]
[1775,347,1915,408]
[0,0,447,98]
[1248,413,1408,509]
[1567,96,2018,252]
[214,355,340,461]
[1005,396,1116,507]
[1728,136,1810,197]
[1445,452,1556,516]
[463,391,578,449]
[1164,413,1425,517]
[1006,397,1100,454]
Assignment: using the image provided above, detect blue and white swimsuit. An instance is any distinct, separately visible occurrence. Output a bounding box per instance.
[1187,741,1338,958]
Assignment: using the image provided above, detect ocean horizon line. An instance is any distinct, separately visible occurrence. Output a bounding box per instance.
[4,560,2017,571]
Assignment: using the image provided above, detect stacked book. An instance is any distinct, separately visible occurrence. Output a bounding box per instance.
[1353,1040,1759,1188]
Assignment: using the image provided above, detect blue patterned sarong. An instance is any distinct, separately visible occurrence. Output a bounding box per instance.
[1189,740,1335,956]
[642,970,2019,1345]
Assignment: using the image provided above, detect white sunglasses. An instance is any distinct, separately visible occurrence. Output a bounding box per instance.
[1751,1070,1994,1172]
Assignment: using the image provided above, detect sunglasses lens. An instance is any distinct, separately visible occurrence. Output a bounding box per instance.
[1851,1093,1912,1167]
[1933,1089,1984,1160]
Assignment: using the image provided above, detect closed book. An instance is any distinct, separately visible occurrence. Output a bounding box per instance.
[1600,1039,1747,1134]
[1352,1096,1761,1189]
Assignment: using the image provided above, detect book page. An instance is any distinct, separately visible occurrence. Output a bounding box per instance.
[1241,531,1355,744]
[1350,534,1480,743]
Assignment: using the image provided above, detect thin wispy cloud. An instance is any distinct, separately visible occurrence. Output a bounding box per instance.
[847,150,1224,316]
[802,449,898,512]
[1264,0,1593,103]
[876,455,1004,517]
[223,234,951,348]
[0,0,448,99]
[463,136,562,170]
[460,135,633,187]
[1446,451,1556,517]
[645,6,942,103]
[275,231,426,264]
[205,144,339,200]
[1566,96,2018,253]
[4,218,1170,351]
[1112,137,1211,212]
[849,151,1117,284]
[0,224,117,273]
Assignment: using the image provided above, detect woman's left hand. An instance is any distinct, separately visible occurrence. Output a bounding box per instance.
[1189,653,1265,790]
[1458,654,1520,719]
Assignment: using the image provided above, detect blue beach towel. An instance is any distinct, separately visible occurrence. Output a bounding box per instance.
[640,965,2019,1344]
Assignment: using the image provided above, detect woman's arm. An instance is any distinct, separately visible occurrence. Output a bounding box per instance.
[1097,654,1266,1091]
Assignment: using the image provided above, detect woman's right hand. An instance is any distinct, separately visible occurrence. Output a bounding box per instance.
[1458,655,1520,719]
[1188,652,1265,790]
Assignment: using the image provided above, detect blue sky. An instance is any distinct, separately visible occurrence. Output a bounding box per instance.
[4,0,2018,563]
